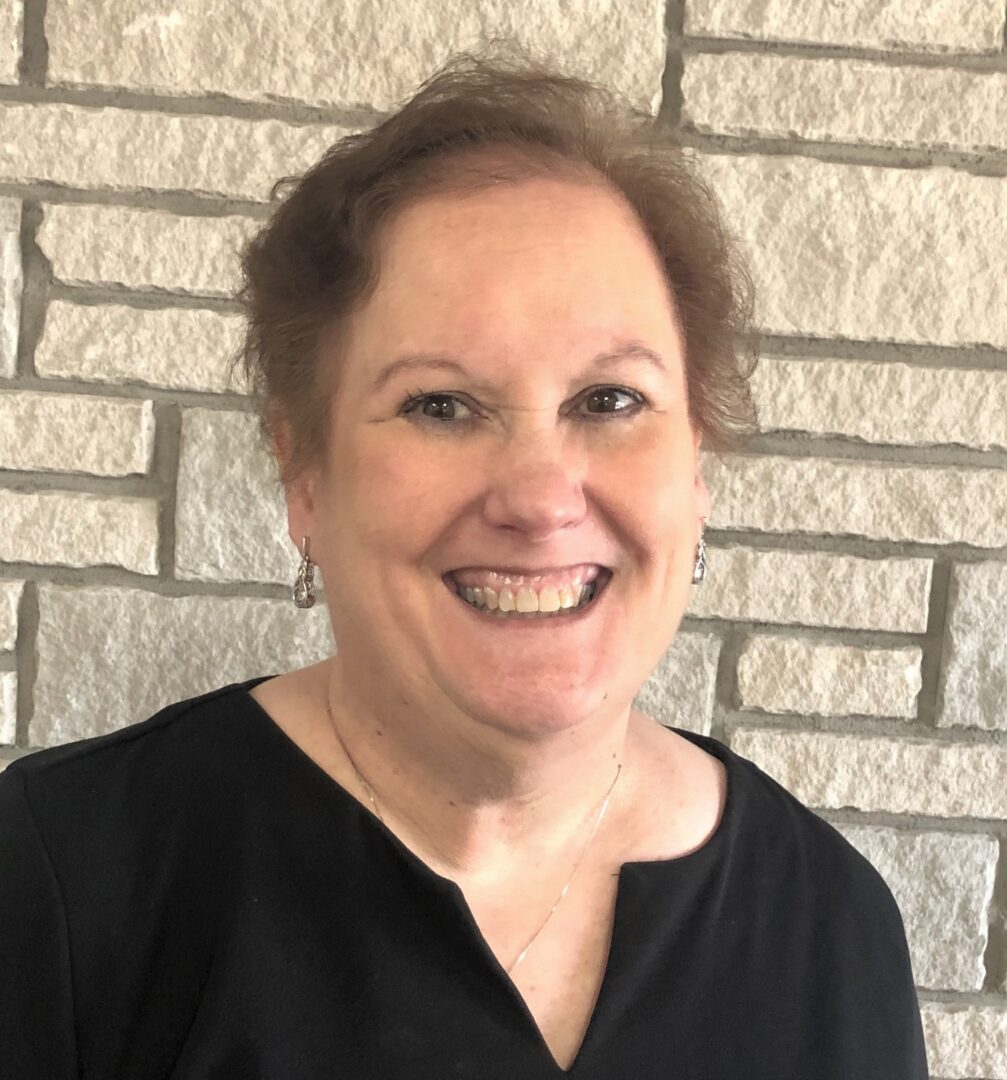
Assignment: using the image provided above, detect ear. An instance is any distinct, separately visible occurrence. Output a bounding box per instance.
[692,427,712,525]
[270,409,320,553]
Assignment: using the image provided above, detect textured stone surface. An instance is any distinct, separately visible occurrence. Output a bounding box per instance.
[0,670,15,744]
[0,490,158,573]
[701,451,1007,548]
[1,197,21,377]
[731,729,1007,819]
[685,0,1006,53]
[697,153,1007,349]
[836,824,996,991]
[938,562,1007,731]
[35,301,247,394]
[0,580,22,651]
[37,204,260,297]
[0,2,20,84]
[175,408,292,584]
[0,102,348,201]
[33,584,335,745]
[920,1003,1007,1079]
[0,390,154,475]
[632,632,720,736]
[685,53,1007,154]
[752,355,1007,452]
[737,636,922,719]
[47,0,665,114]
[685,546,931,633]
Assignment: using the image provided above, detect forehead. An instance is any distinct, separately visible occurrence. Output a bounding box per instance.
[355,177,681,356]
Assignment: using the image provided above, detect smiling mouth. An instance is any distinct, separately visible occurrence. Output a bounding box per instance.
[444,568,613,620]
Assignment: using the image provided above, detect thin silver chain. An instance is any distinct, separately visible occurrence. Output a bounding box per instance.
[324,697,623,974]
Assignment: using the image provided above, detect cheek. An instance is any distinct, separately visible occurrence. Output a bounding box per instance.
[344,437,464,540]
[602,421,695,503]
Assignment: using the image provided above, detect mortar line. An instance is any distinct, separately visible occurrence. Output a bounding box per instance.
[0,181,272,216]
[920,563,954,729]
[981,831,1006,993]
[13,580,36,745]
[680,131,1007,176]
[154,402,183,581]
[658,0,686,129]
[0,82,379,127]
[18,0,47,86]
[721,709,1007,744]
[680,33,1007,72]
[15,199,46,380]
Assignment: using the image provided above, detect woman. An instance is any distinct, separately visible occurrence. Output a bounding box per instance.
[1,48,927,1078]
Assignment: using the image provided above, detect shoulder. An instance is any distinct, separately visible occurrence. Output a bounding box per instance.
[0,677,273,847]
[677,727,905,921]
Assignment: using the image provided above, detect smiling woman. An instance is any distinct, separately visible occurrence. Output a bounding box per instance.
[0,41,928,1080]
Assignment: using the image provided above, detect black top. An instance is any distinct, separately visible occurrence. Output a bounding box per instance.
[0,675,929,1079]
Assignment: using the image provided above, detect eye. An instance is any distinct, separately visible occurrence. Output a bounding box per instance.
[581,386,646,418]
[399,386,647,431]
[400,391,477,429]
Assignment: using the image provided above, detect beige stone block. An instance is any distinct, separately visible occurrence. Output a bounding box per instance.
[920,1003,1007,1080]
[46,0,665,113]
[33,584,334,745]
[633,632,720,735]
[0,102,348,201]
[0,670,15,743]
[0,2,20,83]
[35,301,247,394]
[737,637,922,719]
[836,824,996,991]
[686,546,931,633]
[685,52,1007,154]
[0,390,154,475]
[702,451,1007,548]
[0,580,22,651]
[697,153,1007,349]
[938,562,1007,731]
[37,204,260,297]
[175,408,293,585]
[685,0,1006,53]
[731,728,1007,819]
[1,197,21,377]
[752,356,1007,452]
[0,489,158,573]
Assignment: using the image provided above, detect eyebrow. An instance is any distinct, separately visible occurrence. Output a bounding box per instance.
[370,340,668,392]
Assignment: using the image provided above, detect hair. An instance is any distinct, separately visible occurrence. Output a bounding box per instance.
[230,39,759,490]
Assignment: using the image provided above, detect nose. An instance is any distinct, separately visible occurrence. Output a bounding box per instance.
[479,429,588,540]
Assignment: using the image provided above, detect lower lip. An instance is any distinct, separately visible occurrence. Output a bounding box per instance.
[443,571,612,628]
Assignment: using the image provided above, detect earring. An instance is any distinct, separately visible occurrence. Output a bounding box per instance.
[293,535,316,608]
[692,518,707,585]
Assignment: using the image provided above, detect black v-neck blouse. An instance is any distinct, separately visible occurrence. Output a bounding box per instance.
[1,675,929,1079]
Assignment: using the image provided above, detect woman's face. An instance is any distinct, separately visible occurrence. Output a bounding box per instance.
[292,175,710,737]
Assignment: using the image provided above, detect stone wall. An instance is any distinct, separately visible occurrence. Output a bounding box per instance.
[0,2,1005,1075]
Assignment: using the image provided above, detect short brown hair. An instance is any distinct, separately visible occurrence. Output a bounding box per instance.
[231,41,758,489]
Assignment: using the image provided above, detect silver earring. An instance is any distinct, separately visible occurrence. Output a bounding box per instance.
[293,535,316,608]
[692,519,707,585]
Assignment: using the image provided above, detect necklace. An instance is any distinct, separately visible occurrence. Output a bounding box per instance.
[324,697,623,973]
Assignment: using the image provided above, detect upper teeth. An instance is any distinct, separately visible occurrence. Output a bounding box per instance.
[460,582,588,612]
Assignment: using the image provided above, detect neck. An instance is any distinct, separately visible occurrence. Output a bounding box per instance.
[321,655,643,884]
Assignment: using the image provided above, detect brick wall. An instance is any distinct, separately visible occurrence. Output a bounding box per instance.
[0,3,1005,1075]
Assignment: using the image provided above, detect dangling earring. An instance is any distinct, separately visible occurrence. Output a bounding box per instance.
[692,518,707,585]
[293,535,316,608]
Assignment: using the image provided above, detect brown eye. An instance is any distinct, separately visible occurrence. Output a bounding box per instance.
[400,386,647,433]
[580,387,645,418]
[400,392,477,432]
